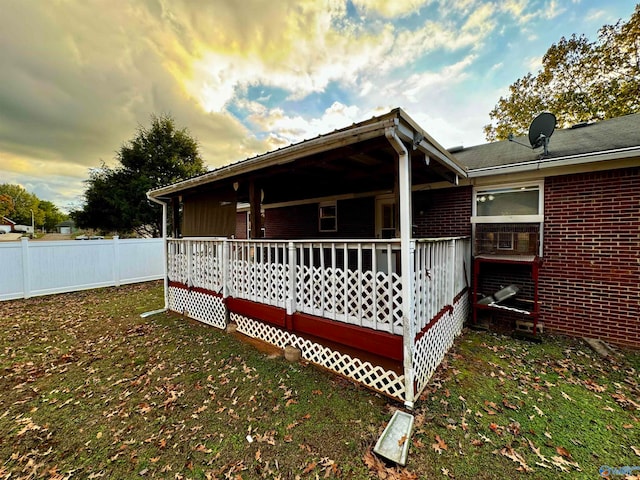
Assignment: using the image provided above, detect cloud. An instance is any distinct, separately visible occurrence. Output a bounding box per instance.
[241,101,366,147]
[351,0,431,18]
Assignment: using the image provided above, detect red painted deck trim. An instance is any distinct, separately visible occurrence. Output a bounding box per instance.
[414,287,469,343]
[292,312,403,362]
[168,284,402,362]
[168,281,222,298]
[226,297,286,328]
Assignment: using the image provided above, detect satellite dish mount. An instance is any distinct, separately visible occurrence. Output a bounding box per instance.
[508,112,556,157]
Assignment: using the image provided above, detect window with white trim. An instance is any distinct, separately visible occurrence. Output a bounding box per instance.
[318,201,337,232]
[473,183,543,221]
[472,182,544,256]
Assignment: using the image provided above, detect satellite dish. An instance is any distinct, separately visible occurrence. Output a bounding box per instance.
[507,112,556,156]
[528,112,556,151]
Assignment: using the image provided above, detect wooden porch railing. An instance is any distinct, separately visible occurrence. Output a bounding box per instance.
[413,237,471,336]
[166,237,470,337]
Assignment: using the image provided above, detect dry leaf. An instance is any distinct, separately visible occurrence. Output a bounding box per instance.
[555,446,572,459]
[398,434,407,446]
[496,446,532,472]
[432,434,448,454]
[303,462,317,474]
[631,446,640,456]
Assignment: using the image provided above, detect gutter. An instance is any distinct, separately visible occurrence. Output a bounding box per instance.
[467,146,640,178]
[142,193,169,315]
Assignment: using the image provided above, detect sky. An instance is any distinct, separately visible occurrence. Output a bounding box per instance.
[0,0,637,212]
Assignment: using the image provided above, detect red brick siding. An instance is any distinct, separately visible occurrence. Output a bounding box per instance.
[264,197,375,239]
[540,167,640,347]
[413,186,472,238]
[235,212,248,239]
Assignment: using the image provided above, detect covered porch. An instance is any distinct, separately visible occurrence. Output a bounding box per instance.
[150,108,471,407]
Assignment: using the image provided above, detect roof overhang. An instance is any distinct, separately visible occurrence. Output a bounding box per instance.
[148,109,468,201]
[466,146,640,178]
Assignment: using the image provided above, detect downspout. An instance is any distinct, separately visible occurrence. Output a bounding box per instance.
[385,126,416,409]
[141,193,169,317]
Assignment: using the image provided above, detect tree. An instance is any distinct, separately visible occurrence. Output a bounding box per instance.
[0,184,44,226]
[484,5,640,141]
[39,200,67,232]
[74,114,206,237]
[0,194,13,218]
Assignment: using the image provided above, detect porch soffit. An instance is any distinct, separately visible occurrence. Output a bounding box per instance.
[149,108,467,202]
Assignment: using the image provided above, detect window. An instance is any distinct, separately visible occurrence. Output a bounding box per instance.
[472,182,543,223]
[472,182,544,256]
[319,201,337,232]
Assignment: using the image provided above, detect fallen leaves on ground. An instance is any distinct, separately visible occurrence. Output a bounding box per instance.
[363,449,417,480]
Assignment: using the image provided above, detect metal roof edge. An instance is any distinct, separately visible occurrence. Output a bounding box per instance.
[466,146,640,178]
[395,109,468,177]
[149,116,397,198]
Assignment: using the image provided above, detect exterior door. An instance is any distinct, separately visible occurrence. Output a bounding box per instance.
[375,195,397,239]
[375,195,399,273]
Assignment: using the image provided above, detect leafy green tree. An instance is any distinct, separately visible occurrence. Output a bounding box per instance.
[0,184,43,226]
[39,200,68,232]
[75,114,206,236]
[485,5,640,141]
[0,194,13,219]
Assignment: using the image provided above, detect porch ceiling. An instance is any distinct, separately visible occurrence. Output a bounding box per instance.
[166,136,458,205]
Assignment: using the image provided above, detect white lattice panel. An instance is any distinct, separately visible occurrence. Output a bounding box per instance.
[412,291,469,397]
[232,313,406,401]
[168,286,227,329]
[295,265,403,335]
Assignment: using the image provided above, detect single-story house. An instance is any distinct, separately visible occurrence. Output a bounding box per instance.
[148,108,639,406]
[0,216,16,234]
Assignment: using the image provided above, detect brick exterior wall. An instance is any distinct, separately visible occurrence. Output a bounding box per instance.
[540,167,640,348]
[264,197,375,239]
[413,186,472,238]
[235,212,248,239]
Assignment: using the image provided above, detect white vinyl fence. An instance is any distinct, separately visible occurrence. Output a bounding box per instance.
[0,237,164,301]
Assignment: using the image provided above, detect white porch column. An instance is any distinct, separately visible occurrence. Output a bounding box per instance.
[386,127,416,408]
[287,241,296,315]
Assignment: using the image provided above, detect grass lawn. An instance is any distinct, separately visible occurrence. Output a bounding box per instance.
[0,282,638,479]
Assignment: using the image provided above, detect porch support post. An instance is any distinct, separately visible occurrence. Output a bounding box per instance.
[171,198,180,238]
[386,126,416,409]
[249,180,261,239]
[449,239,456,301]
[286,241,296,317]
[222,240,230,299]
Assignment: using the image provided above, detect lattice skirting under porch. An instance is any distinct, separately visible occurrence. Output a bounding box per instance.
[413,291,469,398]
[231,312,407,402]
[168,285,227,330]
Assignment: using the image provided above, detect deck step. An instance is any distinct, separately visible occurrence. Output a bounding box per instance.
[373,410,414,466]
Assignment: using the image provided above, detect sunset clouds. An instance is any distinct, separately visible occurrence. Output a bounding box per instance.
[0,0,635,209]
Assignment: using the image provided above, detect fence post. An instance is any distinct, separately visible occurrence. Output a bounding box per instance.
[113,236,121,287]
[20,237,31,299]
[287,241,296,315]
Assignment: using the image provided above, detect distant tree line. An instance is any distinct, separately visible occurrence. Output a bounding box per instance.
[0,184,67,231]
[485,4,640,141]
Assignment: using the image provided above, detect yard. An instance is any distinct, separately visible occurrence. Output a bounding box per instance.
[0,282,638,479]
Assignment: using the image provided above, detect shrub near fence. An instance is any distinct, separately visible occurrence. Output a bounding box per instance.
[0,237,164,301]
